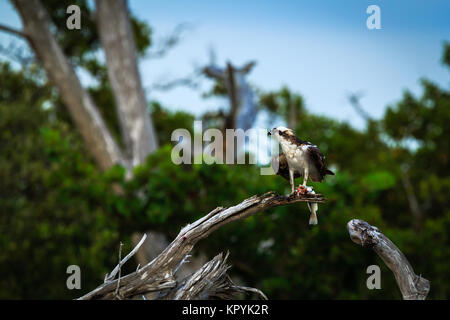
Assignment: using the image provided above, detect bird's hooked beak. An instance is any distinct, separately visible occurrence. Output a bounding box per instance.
[268,128,276,136]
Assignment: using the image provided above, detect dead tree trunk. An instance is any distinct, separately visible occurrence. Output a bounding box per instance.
[203,61,257,132]
[347,219,430,300]
[78,192,324,300]
[10,0,169,272]
[96,0,158,170]
[12,0,127,171]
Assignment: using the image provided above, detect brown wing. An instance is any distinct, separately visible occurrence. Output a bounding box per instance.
[271,153,301,181]
[306,145,334,182]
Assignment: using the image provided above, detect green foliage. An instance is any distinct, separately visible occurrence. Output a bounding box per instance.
[259,86,305,121]
[0,87,121,299]
[0,26,449,300]
[149,101,195,146]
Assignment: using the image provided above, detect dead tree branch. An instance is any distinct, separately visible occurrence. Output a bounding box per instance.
[163,252,268,300]
[0,23,28,39]
[347,219,430,300]
[105,234,147,282]
[146,23,192,59]
[114,242,124,299]
[0,41,34,66]
[149,75,200,91]
[78,191,324,300]
[203,60,257,131]
[347,92,372,122]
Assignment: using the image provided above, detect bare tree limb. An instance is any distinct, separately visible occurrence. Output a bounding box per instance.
[164,252,268,300]
[146,23,192,59]
[0,41,34,66]
[203,65,226,80]
[114,242,124,299]
[165,252,231,300]
[347,92,372,122]
[232,285,268,300]
[203,60,257,132]
[78,191,325,300]
[105,233,147,282]
[149,75,200,91]
[0,23,28,39]
[347,219,430,300]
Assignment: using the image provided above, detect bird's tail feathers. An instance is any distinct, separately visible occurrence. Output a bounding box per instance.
[308,203,318,225]
[309,211,318,225]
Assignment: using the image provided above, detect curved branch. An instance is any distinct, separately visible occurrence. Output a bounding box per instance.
[347,219,430,300]
[105,234,147,282]
[0,24,28,39]
[78,191,324,300]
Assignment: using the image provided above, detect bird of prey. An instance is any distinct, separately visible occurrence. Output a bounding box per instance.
[269,126,334,224]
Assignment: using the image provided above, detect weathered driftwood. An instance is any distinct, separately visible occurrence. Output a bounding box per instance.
[78,191,324,300]
[163,252,268,300]
[347,219,430,300]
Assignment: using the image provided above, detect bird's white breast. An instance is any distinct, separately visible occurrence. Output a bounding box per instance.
[279,139,309,171]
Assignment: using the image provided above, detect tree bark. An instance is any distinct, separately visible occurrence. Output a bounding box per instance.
[347,219,430,300]
[78,191,324,300]
[164,252,268,300]
[12,0,127,172]
[95,0,158,170]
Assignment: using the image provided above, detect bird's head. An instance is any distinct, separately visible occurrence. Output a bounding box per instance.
[268,126,295,141]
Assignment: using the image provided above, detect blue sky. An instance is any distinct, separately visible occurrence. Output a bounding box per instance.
[1,0,449,129]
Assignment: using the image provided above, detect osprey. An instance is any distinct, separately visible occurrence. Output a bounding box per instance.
[269,126,334,224]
